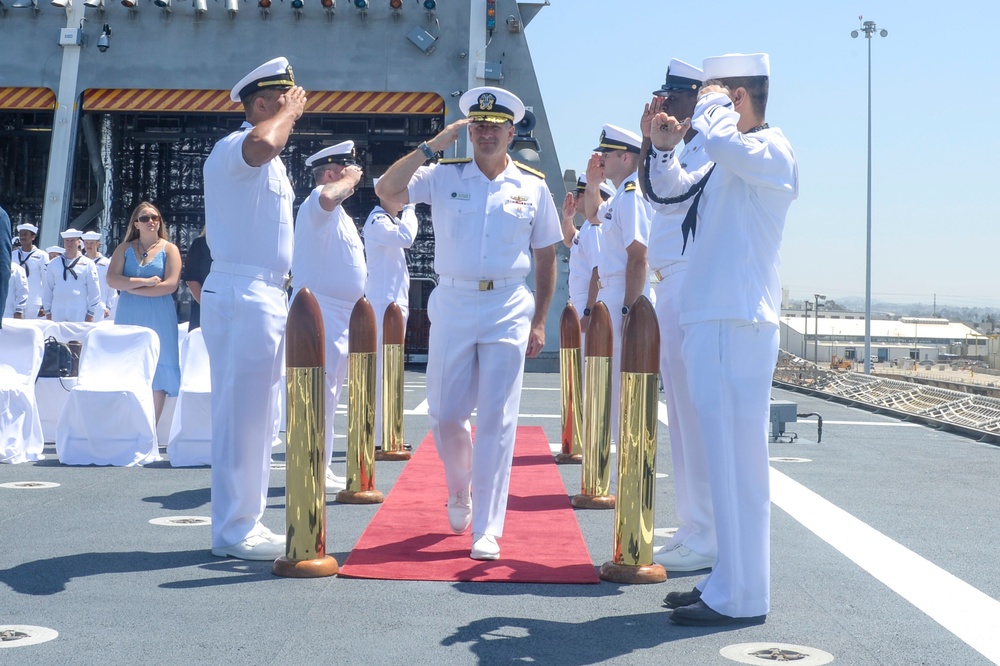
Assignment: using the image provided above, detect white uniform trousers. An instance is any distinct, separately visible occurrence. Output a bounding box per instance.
[309,291,354,468]
[202,272,287,548]
[48,299,89,323]
[371,299,409,451]
[426,282,533,537]
[682,319,778,618]
[653,267,716,559]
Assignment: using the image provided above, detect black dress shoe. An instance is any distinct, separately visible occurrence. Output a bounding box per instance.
[669,600,766,627]
[663,587,701,609]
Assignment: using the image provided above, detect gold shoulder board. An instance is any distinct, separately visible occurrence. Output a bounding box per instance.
[624,180,637,192]
[438,158,473,165]
[512,161,546,179]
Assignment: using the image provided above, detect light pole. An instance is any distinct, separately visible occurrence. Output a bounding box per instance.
[804,301,812,359]
[852,17,886,375]
[814,293,826,363]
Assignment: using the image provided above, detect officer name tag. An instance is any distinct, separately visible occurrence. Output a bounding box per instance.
[450,192,470,200]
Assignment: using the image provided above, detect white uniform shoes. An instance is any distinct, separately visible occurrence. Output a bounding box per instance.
[326,468,347,493]
[211,533,285,561]
[652,544,714,572]
[447,489,472,534]
[470,533,499,561]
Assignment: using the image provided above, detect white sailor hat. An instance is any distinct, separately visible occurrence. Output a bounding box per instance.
[703,53,770,80]
[46,245,65,255]
[594,124,642,154]
[16,223,39,234]
[654,58,703,96]
[306,140,357,168]
[459,86,525,124]
[574,173,615,200]
[60,229,83,239]
[81,231,102,241]
[230,56,296,104]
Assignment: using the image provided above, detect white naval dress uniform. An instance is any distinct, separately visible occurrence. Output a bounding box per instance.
[408,157,562,537]
[4,263,29,318]
[292,188,367,469]
[650,91,798,617]
[567,218,603,312]
[647,132,716,560]
[91,253,117,319]
[42,254,101,322]
[363,203,418,449]
[595,172,652,446]
[202,121,294,550]
[12,247,50,318]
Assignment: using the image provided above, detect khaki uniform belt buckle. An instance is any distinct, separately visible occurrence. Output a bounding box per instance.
[479,280,494,291]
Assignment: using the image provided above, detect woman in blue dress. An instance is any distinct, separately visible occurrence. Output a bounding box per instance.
[106,201,182,424]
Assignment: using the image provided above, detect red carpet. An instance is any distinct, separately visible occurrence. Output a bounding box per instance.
[338,426,599,584]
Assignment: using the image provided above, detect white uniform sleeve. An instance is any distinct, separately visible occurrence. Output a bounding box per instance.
[407,165,436,206]
[42,261,55,312]
[85,262,101,317]
[219,131,260,180]
[10,266,28,315]
[618,188,652,248]
[529,182,562,250]
[364,211,417,248]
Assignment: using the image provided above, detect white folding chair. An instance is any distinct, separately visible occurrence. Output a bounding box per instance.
[166,328,212,466]
[56,325,161,466]
[0,321,45,464]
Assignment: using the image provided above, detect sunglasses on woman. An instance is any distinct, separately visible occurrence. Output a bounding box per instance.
[138,214,161,223]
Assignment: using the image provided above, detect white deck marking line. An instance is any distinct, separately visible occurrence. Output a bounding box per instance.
[821,420,921,427]
[771,468,1000,664]
[658,401,669,427]
[405,399,429,416]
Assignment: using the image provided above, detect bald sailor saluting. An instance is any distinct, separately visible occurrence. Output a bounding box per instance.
[376,87,561,561]
[291,141,365,494]
[43,229,101,322]
[202,56,304,561]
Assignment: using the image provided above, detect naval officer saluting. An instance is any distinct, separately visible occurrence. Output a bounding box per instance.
[202,57,304,561]
[290,141,365,493]
[376,86,561,561]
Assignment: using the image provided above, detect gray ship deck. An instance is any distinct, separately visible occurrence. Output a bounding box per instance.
[3,371,1000,665]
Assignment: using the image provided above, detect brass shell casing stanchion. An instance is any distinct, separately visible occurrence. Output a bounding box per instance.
[336,298,385,505]
[375,302,410,462]
[273,288,338,578]
[600,296,666,584]
[571,301,615,510]
[556,302,584,464]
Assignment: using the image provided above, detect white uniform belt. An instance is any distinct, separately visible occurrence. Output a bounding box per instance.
[212,261,291,290]
[438,276,523,291]
[598,275,625,290]
[651,263,687,281]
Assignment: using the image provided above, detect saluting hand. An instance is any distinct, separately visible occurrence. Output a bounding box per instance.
[649,112,689,152]
[427,118,471,152]
[561,192,577,220]
[279,86,308,121]
[639,96,665,138]
[585,153,604,184]
[340,164,364,189]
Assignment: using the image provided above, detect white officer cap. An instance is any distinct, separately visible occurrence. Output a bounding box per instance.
[81,231,102,241]
[46,245,65,255]
[653,58,704,96]
[305,140,357,168]
[60,229,83,239]
[703,53,770,80]
[17,223,39,234]
[459,86,525,124]
[230,56,295,104]
[594,124,642,154]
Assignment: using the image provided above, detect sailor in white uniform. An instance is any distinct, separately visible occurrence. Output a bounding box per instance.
[649,52,798,626]
[640,59,717,574]
[291,141,365,493]
[82,230,117,320]
[561,174,613,331]
[376,86,561,561]
[202,57,304,561]
[364,177,419,452]
[12,223,48,319]
[582,124,652,449]
[5,261,28,319]
[43,229,101,323]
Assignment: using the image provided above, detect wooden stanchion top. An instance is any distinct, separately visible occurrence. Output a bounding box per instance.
[621,296,659,374]
[287,288,325,368]
[584,301,613,358]
[382,302,406,346]
[349,297,377,354]
[560,302,581,349]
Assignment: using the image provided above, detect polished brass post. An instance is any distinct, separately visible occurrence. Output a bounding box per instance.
[336,297,384,504]
[376,302,410,462]
[273,288,338,578]
[557,302,584,464]
[571,301,615,509]
[600,296,666,584]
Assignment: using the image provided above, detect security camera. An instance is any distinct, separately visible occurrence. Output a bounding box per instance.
[450,90,462,97]
[97,23,111,51]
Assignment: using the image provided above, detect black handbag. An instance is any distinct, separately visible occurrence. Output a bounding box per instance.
[38,337,75,378]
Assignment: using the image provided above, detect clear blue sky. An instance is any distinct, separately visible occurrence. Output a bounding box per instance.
[524,1,1000,308]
